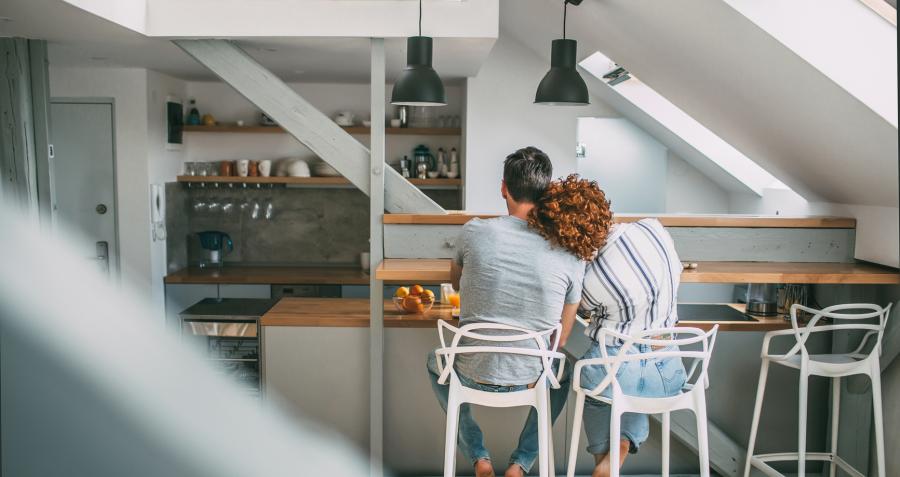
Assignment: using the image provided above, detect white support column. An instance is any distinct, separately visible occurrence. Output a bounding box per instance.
[173,39,445,215]
[368,37,386,477]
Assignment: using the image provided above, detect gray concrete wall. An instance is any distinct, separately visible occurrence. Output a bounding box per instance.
[384,224,856,262]
[165,183,460,270]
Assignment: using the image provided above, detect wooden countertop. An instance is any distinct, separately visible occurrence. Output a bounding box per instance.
[679,261,900,284]
[260,298,791,331]
[164,266,370,285]
[374,259,900,285]
[383,213,857,228]
[261,298,456,328]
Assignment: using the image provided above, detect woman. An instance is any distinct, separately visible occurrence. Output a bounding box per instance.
[528,174,686,477]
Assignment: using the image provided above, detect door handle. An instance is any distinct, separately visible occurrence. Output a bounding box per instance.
[95,241,109,275]
[96,203,108,215]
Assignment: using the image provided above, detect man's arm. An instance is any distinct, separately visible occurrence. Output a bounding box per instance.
[558,303,579,347]
[450,259,462,291]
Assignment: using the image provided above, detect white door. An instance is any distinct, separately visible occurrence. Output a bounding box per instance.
[49,100,119,279]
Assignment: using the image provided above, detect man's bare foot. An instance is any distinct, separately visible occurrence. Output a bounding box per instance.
[591,439,630,477]
[474,458,495,477]
[504,463,525,477]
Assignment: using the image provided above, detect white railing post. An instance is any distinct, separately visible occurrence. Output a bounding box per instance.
[369,37,386,477]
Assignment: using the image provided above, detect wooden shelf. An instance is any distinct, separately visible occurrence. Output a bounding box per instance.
[176,175,348,185]
[182,125,461,136]
[164,266,370,285]
[383,213,857,228]
[175,175,461,188]
[374,259,899,285]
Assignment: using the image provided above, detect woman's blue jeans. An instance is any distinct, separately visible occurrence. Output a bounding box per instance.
[578,343,687,455]
[426,351,571,473]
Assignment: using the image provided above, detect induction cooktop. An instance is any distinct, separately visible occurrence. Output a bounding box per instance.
[677,303,757,322]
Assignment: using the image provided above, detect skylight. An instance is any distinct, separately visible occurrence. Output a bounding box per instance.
[580,51,793,197]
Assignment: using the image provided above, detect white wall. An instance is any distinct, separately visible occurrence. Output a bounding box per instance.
[49,67,154,303]
[464,33,736,215]
[666,151,730,214]
[146,70,187,313]
[577,117,667,213]
[463,33,618,214]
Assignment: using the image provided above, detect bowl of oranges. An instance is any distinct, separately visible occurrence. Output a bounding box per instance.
[393,284,435,314]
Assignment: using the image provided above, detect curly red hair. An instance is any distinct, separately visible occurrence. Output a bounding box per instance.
[527,174,612,260]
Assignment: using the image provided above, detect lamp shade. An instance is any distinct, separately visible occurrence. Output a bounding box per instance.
[391,36,446,106]
[534,39,589,106]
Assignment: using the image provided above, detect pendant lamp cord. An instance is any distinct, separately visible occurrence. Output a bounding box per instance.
[419,0,423,36]
[563,0,568,39]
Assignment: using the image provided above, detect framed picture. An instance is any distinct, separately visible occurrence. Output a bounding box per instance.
[166,97,183,149]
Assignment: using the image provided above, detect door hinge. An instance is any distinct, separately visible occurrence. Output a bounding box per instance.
[48,144,55,159]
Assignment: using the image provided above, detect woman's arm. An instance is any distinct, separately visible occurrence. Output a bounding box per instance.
[558,302,579,347]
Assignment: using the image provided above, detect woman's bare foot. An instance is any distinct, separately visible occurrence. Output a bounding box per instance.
[591,439,630,477]
[504,463,525,477]
[474,458,496,477]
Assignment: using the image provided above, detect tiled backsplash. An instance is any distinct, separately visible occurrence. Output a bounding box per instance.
[165,183,460,271]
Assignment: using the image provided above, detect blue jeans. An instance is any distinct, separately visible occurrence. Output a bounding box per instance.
[579,343,686,455]
[426,351,571,473]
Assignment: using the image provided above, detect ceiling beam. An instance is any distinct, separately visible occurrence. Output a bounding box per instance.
[173,39,444,214]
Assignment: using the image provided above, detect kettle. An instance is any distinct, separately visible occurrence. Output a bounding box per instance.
[197,231,233,269]
[412,145,435,179]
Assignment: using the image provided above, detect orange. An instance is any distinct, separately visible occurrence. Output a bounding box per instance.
[395,286,410,298]
[402,295,422,313]
[410,284,425,296]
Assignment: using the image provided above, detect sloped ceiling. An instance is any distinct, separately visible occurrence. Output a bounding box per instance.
[502,0,898,207]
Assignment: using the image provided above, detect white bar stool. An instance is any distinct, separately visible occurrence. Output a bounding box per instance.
[744,303,892,477]
[434,320,566,477]
[566,326,719,477]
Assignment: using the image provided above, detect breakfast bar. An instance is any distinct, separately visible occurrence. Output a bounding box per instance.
[254,212,898,476]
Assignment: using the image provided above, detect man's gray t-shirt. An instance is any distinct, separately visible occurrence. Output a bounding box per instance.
[453,216,585,385]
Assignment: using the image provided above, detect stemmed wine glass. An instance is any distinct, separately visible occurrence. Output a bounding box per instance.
[264,184,275,220]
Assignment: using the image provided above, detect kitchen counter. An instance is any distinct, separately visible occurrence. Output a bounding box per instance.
[374,259,900,285]
[259,298,795,331]
[164,265,370,285]
[261,298,456,328]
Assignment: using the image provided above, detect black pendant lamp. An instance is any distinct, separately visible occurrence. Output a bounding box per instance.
[535,0,589,106]
[391,0,446,106]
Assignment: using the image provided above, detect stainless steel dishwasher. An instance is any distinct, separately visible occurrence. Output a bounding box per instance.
[180,298,276,398]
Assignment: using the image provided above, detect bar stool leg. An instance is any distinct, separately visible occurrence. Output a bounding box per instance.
[444,392,460,477]
[566,393,585,477]
[798,365,809,477]
[871,360,886,477]
[609,403,622,477]
[744,360,769,477]
[548,396,556,477]
[536,393,550,477]
[661,411,670,477]
[829,377,840,477]
[695,394,710,477]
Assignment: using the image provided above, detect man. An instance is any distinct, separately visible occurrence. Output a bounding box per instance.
[426,147,585,477]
